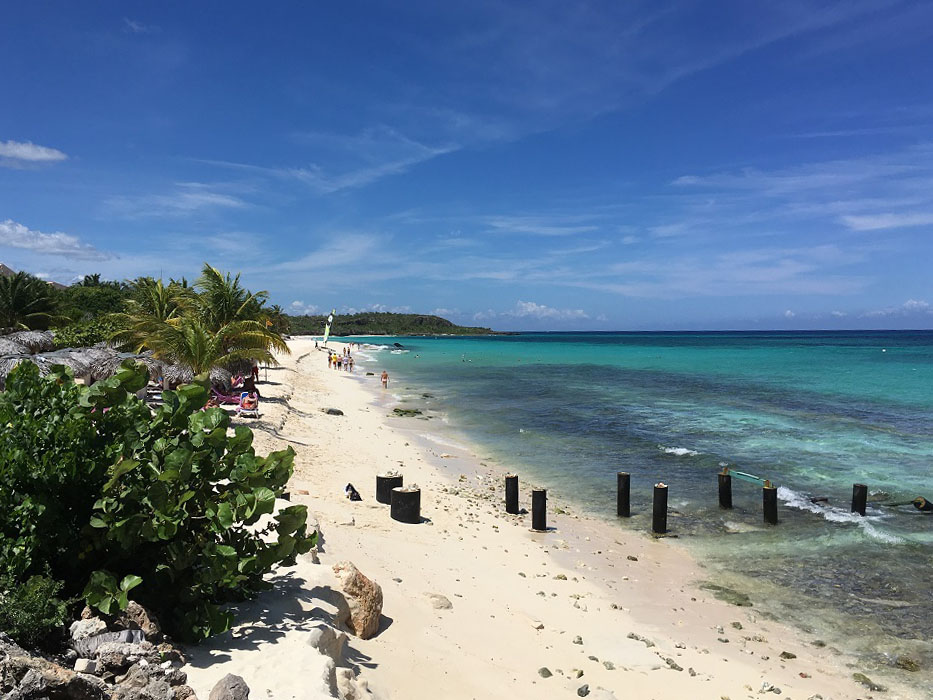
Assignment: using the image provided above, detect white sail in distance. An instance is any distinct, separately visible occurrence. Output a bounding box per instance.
[322,309,336,346]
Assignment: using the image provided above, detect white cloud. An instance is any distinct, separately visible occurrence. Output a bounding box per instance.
[0,219,113,260]
[0,139,67,167]
[104,183,248,218]
[340,303,412,314]
[784,309,795,318]
[202,126,455,195]
[485,215,599,237]
[839,212,933,231]
[621,235,639,245]
[276,234,381,272]
[831,310,847,317]
[863,299,933,318]
[289,301,319,315]
[123,18,159,34]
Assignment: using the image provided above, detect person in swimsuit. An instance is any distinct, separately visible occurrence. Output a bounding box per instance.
[381,370,388,388]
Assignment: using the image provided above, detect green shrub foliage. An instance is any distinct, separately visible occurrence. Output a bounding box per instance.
[52,316,124,349]
[0,361,315,641]
[0,574,69,648]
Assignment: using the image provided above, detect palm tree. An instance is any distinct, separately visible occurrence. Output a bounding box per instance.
[144,317,287,375]
[195,264,268,331]
[110,278,192,352]
[0,271,59,330]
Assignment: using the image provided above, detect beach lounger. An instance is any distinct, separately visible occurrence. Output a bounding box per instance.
[236,391,260,418]
[210,387,243,405]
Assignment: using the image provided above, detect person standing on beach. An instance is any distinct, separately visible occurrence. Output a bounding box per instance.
[381,370,388,388]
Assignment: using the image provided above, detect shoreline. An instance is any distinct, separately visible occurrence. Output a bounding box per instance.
[184,338,919,699]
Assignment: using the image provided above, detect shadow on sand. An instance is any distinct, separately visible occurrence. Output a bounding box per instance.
[185,570,385,674]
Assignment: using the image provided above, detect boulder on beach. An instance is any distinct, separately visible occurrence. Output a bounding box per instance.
[333,561,383,639]
[209,674,250,700]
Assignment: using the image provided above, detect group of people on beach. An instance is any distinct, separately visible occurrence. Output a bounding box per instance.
[328,346,355,372]
[320,342,388,388]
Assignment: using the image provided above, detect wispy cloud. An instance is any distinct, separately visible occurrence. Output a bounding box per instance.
[839,212,933,231]
[104,183,249,218]
[200,126,455,195]
[289,300,319,315]
[485,215,599,237]
[0,219,113,260]
[863,299,932,318]
[274,233,382,272]
[123,18,159,34]
[0,139,67,168]
[566,244,868,299]
[475,300,590,321]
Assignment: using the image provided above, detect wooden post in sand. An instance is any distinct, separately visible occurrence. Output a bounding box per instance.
[531,489,547,531]
[376,473,404,504]
[617,472,631,517]
[851,483,868,516]
[505,475,520,514]
[390,486,421,523]
[763,485,778,525]
[652,483,668,534]
[718,470,733,509]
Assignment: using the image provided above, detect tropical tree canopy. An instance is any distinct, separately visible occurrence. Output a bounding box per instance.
[0,272,59,331]
[108,263,289,374]
[142,317,286,375]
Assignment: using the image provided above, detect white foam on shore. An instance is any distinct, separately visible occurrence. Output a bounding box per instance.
[659,445,700,457]
[417,432,469,450]
[777,486,904,544]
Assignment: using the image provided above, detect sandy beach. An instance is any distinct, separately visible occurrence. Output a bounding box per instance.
[183,337,916,700]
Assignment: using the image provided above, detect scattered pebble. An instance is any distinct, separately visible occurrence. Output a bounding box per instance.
[779,651,796,660]
[537,667,552,679]
[573,636,583,645]
[626,632,654,648]
[577,684,590,697]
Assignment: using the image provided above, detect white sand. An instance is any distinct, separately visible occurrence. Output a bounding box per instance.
[184,338,918,700]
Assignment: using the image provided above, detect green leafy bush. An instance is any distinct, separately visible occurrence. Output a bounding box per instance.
[0,574,69,648]
[0,361,315,642]
[52,316,124,349]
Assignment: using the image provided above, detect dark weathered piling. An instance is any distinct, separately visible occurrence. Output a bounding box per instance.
[652,483,668,534]
[390,486,421,523]
[851,483,868,516]
[763,485,778,525]
[718,471,732,509]
[505,474,519,514]
[617,472,631,518]
[376,474,404,504]
[531,489,547,531]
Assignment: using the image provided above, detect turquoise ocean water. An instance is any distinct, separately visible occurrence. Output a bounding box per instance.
[342,331,932,675]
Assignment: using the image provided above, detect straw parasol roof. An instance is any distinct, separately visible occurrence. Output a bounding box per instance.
[0,355,51,390]
[87,353,164,383]
[0,337,28,355]
[162,364,232,390]
[41,350,93,379]
[5,330,54,353]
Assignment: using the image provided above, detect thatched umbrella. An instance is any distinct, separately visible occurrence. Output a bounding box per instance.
[88,353,163,383]
[0,337,28,355]
[0,355,49,390]
[161,364,232,391]
[5,330,54,353]
[40,350,93,381]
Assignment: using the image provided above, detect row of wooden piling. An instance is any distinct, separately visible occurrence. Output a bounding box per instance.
[377,468,876,531]
[502,470,879,535]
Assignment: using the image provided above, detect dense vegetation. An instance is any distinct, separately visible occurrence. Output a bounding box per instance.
[288,311,499,336]
[0,361,315,645]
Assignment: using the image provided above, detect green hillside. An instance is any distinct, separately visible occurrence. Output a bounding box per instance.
[287,312,500,336]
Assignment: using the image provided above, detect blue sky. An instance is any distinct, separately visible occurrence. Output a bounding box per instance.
[2,1,933,331]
